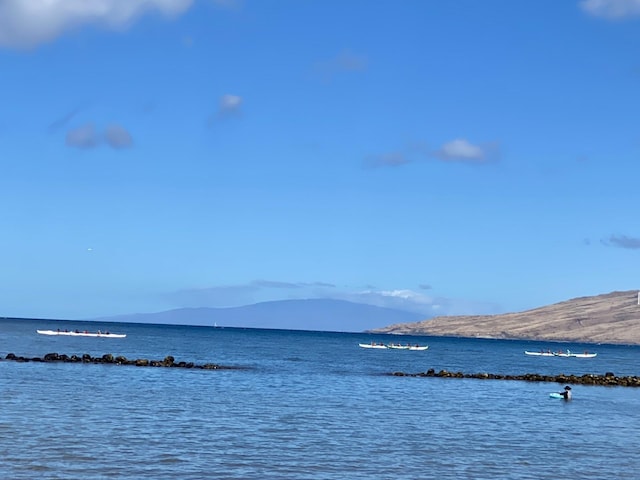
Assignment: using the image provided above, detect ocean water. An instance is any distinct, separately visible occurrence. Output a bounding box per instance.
[1,318,639,479]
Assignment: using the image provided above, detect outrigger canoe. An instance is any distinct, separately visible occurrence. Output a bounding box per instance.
[358,343,388,349]
[525,350,596,358]
[359,343,428,351]
[553,352,597,358]
[37,330,126,338]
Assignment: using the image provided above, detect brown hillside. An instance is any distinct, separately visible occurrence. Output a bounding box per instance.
[370,290,640,345]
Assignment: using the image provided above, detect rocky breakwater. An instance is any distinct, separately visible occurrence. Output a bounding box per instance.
[389,369,640,387]
[3,352,242,370]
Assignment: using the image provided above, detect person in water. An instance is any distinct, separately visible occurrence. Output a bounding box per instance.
[559,386,572,400]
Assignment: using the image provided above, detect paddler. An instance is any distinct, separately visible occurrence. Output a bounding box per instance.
[559,386,572,401]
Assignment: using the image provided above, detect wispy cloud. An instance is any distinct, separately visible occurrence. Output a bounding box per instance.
[251,280,301,289]
[105,124,134,149]
[0,0,194,49]
[346,289,440,315]
[580,0,640,19]
[48,106,84,133]
[217,94,243,119]
[65,123,134,150]
[364,138,498,168]
[301,281,336,288]
[364,152,410,168]
[66,124,100,149]
[207,94,243,126]
[314,49,368,81]
[602,234,640,249]
[334,288,501,316]
[432,138,498,163]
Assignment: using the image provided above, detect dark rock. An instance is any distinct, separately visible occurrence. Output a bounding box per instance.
[163,356,175,366]
[2,351,239,371]
[384,369,640,387]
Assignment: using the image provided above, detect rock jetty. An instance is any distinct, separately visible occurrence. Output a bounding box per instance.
[389,369,640,387]
[2,352,242,370]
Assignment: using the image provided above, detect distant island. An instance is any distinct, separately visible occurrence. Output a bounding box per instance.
[369,290,640,346]
[90,299,425,333]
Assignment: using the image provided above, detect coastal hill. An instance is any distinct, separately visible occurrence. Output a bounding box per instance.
[369,290,640,345]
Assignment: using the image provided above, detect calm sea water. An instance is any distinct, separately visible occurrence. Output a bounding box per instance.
[1,317,639,479]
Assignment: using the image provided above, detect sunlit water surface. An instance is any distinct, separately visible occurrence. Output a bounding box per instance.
[1,318,639,479]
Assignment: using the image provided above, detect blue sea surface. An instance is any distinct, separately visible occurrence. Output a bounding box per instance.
[1,318,639,479]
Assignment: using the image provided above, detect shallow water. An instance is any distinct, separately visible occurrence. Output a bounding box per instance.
[1,318,639,479]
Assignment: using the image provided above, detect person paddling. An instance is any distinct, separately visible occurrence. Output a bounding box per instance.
[559,386,572,401]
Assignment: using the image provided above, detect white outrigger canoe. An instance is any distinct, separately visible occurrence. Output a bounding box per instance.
[525,350,596,358]
[554,352,597,358]
[359,343,428,351]
[359,343,388,349]
[37,329,126,338]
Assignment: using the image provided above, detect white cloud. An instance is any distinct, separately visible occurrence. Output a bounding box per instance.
[343,289,438,315]
[603,234,640,249]
[433,138,498,163]
[364,152,410,168]
[218,94,243,117]
[0,0,193,49]
[580,0,640,18]
[66,123,99,149]
[314,50,368,81]
[337,288,502,317]
[65,122,134,150]
[104,124,133,149]
[364,139,498,168]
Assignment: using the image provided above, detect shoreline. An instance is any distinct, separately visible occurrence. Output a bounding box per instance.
[368,331,640,347]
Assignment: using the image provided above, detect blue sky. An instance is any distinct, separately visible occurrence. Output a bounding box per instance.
[1,0,639,323]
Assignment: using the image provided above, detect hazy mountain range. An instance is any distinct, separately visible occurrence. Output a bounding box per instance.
[370,290,640,345]
[91,299,426,333]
